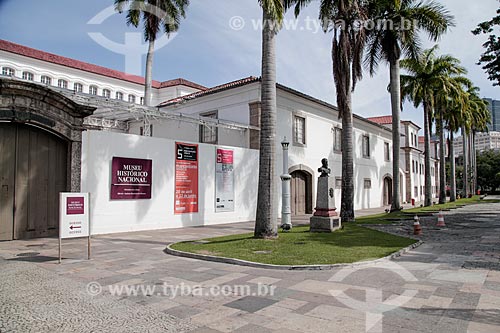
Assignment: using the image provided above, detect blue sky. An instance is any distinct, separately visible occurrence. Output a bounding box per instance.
[0,0,498,128]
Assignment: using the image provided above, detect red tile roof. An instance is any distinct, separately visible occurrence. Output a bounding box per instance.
[366,116,393,125]
[159,76,260,106]
[0,39,206,91]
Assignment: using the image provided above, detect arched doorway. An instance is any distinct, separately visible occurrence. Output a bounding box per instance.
[0,78,94,240]
[290,170,313,215]
[383,176,393,206]
[0,123,68,240]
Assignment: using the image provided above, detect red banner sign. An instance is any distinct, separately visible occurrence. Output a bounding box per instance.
[175,143,199,214]
[110,157,152,200]
[66,197,85,215]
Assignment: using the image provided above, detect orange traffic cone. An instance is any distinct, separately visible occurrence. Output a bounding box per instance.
[437,211,446,227]
[413,215,422,236]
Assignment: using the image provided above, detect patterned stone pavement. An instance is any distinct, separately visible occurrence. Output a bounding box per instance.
[0,202,500,332]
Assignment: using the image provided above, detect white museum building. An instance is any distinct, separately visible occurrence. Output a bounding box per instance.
[0,39,437,240]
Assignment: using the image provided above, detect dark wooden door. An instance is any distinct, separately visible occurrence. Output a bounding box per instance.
[0,123,67,240]
[291,171,307,215]
[0,124,16,240]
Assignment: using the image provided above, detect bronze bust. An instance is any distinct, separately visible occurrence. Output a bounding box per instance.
[318,158,331,177]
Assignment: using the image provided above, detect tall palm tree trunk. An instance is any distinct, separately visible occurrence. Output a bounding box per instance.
[462,126,469,197]
[144,39,155,106]
[472,132,477,194]
[341,100,354,222]
[438,111,446,204]
[255,9,278,238]
[423,101,432,206]
[333,28,355,223]
[389,60,401,211]
[449,131,457,202]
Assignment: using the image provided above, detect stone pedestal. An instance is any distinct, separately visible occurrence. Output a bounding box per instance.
[310,176,341,232]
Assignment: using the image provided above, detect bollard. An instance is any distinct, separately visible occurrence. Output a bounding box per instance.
[437,211,446,227]
[413,215,422,236]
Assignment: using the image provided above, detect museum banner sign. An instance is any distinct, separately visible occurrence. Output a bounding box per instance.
[215,147,234,212]
[110,157,152,200]
[175,142,199,214]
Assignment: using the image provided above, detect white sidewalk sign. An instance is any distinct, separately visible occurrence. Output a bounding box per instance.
[59,193,90,263]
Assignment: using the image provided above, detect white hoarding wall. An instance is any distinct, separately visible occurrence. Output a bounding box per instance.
[81,130,259,235]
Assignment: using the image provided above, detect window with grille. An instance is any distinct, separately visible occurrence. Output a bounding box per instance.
[199,111,218,144]
[89,85,98,95]
[58,79,68,89]
[115,92,123,100]
[22,71,33,81]
[293,115,306,145]
[74,83,83,93]
[364,179,372,189]
[102,89,111,98]
[334,127,342,152]
[2,67,15,76]
[362,135,370,158]
[41,75,52,85]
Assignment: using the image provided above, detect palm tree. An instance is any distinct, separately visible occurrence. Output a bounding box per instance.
[365,0,453,211]
[434,75,471,204]
[114,0,189,106]
[254,0,285,238]
[289,0,368,222]
[442,83,471,202]
[400,46,466,206]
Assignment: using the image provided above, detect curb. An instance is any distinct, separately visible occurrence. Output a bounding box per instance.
[164,240,423,271]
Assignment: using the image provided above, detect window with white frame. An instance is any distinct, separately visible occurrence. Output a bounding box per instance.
[333,127,342,152]
[362,135,370,158]
[115,91,123,100]
[74,83,83,93]
[22,71,33,81]
[89,85,98,95]
[384,142,390,161]
[364,179,372,189]
[199,111,218,144]
[335,177,342,189]
[41,75,52,85]
[58,79,68,89]
[293,115,306,145]
[140,97,144,105]
[102,89,111,98]
[128,94,136,103]
[2,67,15,76]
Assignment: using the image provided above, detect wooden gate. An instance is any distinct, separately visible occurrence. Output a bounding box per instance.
[0,123,67,240]
[290,170,312,215]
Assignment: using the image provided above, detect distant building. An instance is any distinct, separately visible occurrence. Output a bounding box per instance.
[366,116,439,203]
[453,131,500,156]
[484,98,500,132]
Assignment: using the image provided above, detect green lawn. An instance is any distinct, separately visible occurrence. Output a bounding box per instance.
[357,195,500,225]
[170,224,416,266]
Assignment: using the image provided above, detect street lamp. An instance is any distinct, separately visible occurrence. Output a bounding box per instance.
[280,137,292,231]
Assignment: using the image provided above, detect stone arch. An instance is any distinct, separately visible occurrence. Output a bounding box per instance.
[0,78,94,191]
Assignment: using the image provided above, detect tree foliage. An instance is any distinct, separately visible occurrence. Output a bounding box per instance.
[476,150,500,191]
[472,2,500,86]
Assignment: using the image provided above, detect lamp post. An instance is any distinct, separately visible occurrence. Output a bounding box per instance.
[280,137,292,231]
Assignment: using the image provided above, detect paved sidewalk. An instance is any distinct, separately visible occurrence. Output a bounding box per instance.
[1,202,500,332]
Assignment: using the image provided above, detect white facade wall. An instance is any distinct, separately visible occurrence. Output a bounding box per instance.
[82,130,259,235]
[0,51,201,106]
[140,82,394,211]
